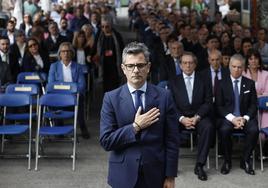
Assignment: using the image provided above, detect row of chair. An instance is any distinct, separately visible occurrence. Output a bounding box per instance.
[0,82,80,171]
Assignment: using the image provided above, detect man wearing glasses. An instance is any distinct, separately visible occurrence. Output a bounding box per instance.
[169,52,214,181]
[100,42,179,188]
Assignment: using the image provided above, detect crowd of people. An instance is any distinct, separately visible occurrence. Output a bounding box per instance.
[1,0,268,187]
[100,0,268,187]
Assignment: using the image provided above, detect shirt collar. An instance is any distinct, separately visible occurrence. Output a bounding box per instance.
[210,66,221,72]
[230,75,242,83]
[61,61,72,68]
[183,71,195,79]
[127,82,147,94]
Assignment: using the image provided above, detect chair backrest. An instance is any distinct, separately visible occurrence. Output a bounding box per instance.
[39,94,77,107]
[17,72,47,84]
[258,96,268,111]
[5,84,39,95]
[46,82,78,94]
[0,94,31,107]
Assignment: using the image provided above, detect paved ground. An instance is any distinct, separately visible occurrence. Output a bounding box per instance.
[0,7,268,188]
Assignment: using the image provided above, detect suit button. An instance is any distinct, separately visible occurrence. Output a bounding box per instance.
[136,159,139,162]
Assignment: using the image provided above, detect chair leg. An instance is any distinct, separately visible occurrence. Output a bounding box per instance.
[35,135,40,171]
[190,133,193,151]
[215,133,219,170]
[72,133,77,171]
[207,155,210,169]
[28,133,31,170]
[259,133,264,171]
[252,150,255,170]
[1,135,5,153]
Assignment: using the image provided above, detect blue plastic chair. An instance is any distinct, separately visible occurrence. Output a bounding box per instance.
[5,84,40,120]
[17,72,47,94]
[35,93,78,171]
[44,82,78,120]
[0,93,33,169]
[258,96,268,171]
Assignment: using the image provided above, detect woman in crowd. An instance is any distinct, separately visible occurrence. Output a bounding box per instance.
[81,24,95,49]
[72,30,92,66]
[243,49,268,128]
[22,37,50,74]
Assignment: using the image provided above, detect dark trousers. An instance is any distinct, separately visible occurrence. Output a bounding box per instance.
[180,117,214,165]
[219,119,259,162]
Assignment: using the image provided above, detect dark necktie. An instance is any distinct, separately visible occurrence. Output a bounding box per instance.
[214,70,219,96]
[233,79,240,116]
[134,90,144,112]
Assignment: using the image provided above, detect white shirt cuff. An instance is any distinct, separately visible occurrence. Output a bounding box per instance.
[179,116,185,123]
[243,115,250,121]
[225,113,235,122]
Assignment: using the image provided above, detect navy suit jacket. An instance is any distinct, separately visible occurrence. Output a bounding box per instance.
[216,76,257,119]
[100,83,179,188]
[48,61,86,94]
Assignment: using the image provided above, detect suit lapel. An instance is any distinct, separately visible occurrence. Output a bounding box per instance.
[56,61,64,81]
[178,75,191,105]
[119,84,136,117]
[71,62,77,82]
[142,84,158,139]
[240,77,246,103]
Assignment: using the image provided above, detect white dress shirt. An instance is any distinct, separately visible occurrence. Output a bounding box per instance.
[179,72,195,122]
[77,50,86,65]
[225,76,250,122]
[33,54,44,68]
[61,61,73,82]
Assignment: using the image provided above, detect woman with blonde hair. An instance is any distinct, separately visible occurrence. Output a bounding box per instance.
[81,24,95,48]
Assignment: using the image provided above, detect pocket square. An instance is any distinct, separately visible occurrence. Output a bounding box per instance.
[244,90,250,94]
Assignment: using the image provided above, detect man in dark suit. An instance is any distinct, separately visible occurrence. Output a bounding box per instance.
[0,36,20,83]
[100,42,179,188]
[160,41,184,82]
[216,54,258,175]
[200,49,230,108]
[48,42,90,139]
[195,35,219,71]
[169,52,214,181]
[45,22,68,55]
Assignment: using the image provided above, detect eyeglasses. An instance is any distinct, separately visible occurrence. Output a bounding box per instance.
[124,63,148,71]
[28,43,38,48]
[60,50,72,53]
[101,25,110,29]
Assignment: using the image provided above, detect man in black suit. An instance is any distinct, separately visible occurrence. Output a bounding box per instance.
[201,50,229,102]
[216,54,258,175]
[0,36,20,83]
[195,35,219,71]
[169,52,214,181]
[160,41,184,82]
[45,22,68,55]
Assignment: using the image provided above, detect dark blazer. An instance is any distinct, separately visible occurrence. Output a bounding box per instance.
[0,52,20,83]
[48,61,86,94]
[45,34,68,53]
[159,55,181,82]
[22,51,50,74]
[169,73,213,118]
[200,67,230,95]
[100,83,179,188]
[0,62,12,86]
[216,76,257,119]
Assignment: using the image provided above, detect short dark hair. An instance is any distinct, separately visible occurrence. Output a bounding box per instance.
[206,34,218,43]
